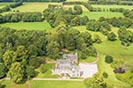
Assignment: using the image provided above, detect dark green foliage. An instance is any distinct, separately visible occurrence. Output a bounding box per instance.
[103,72,108,78]
[26,66,36,80]
[0,6,10,13]
[105,55,113,64]
[107,17,133,28]
[93,34,102,43]
[86,20,111,34]
[0,27,47,83]
[40,65,47,73]
[73,5,83,15]
[22,12,43,22]
[0,63,7,78]
[9,1,23,8]
[107,32,117,41]
[118,27,133,47]
[84,73,107,88]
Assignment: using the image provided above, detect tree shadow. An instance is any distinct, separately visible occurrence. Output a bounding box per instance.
[1,85,6,88]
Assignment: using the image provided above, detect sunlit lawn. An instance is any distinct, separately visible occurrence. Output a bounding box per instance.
[1,80,85,88]
[81,12,124,20]
[0,21,52,30]
[92,5,133,10]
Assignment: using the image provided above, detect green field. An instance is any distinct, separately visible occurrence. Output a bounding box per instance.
[80,56,96,63]
[92,5,133,10]
[11,2,61,12]
[0,2,12,8]
[81,12,124,20]
[1,80,85,88]
[0,21,52,30]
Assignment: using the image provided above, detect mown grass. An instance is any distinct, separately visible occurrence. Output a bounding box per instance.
[11,2,61,12]
[1,80,85,88]
[35,63,59,78]
[80,56,96,63]
[31,80,85,88]
[81,11,124,20]
[92,5,133,10]
[0,2,12,8]
[0,21,52,30]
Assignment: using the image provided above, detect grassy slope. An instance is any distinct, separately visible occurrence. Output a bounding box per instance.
[1,80,85,88]
[81,12,124,20]
[0,21,52,30]
[92,5,133,10]
[11,2,61,12]
[74,26,133,87]
[0,2,12,8]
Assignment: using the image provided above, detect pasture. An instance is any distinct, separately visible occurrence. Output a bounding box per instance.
[11,2,61,12]
[1,80,85,88]
[92,5,133,10]
[81,12,124,20]
[0,21,52,30]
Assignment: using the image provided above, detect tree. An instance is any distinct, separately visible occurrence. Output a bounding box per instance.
[46,41,59,59]
[84,73,107,88]
[26,66,36,80]
[3,50,15,68]
[105,55,113,64]
[14,45,27,62]
[93,34,102,43]
[0,62,7,78]
[8,62,24,83]
[80,32,93,46]
[107,32,117,41]
[65,29,80,50]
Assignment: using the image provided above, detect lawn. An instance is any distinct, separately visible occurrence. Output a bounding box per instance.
[80,56,96,63]
[11,2,61,12]
[0,2,12,8]
[81,12,124,20]
[92,5,133,10]
[0,21,52,30]
[1,80,85,88]
[35,63,59,78]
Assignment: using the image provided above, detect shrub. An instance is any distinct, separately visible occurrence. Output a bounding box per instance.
[103,72,108,78]
[105,55,113,63]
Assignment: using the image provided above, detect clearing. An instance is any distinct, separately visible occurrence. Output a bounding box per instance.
[92,5,133,10]
[81,12,124,20]
[0,21,52,30]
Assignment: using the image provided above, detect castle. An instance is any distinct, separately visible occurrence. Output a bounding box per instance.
[52,53,82,78]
